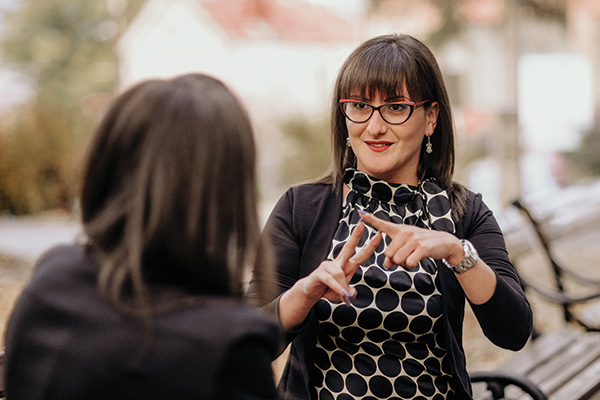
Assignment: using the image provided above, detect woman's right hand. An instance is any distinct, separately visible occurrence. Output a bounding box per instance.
[279,222,382,331]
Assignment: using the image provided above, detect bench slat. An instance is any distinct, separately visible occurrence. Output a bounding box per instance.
[532,333,600,396]
[471,329,600,400]
[549,357,600,400]
[500,328,578,373]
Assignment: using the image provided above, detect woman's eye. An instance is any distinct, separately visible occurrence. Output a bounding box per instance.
[353,102,369,110]
[387,103,410,113]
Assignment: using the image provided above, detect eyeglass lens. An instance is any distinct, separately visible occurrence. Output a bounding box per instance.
[342,102,413,125]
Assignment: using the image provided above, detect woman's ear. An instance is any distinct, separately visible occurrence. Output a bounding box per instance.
[426,101,439,135]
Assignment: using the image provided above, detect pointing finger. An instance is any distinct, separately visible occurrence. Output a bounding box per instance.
[358,211,398,236]
[336,221,366,263]
[350,232,382,265]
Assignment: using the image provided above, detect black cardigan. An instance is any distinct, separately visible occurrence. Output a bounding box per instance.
[254,182,532,400]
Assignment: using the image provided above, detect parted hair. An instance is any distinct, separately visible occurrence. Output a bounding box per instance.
[80,73,273,313]
[324,33,468,220]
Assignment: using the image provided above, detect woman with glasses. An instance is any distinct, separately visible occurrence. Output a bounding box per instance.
[4,74,281,399]
[249,33,532,399]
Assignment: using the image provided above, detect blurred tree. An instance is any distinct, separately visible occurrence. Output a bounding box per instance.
[0,0,145,215]
[565,127,600,179]
[278,116,331,186]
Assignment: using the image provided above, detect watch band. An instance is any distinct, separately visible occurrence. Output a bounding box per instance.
[442,239,479,274]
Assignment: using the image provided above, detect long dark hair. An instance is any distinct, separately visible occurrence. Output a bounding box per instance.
[324,33,467,220]
[80,73,274,314]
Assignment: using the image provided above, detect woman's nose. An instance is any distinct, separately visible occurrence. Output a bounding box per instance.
[367,109,388,135]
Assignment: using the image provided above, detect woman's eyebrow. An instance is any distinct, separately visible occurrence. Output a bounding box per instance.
[347,94,369,101]
[385,95,410,102]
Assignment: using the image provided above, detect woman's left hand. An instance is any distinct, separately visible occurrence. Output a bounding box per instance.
[359,211,497,304]
[358,211,464,269]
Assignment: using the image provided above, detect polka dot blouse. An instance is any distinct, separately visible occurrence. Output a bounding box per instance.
[313,169,456,400]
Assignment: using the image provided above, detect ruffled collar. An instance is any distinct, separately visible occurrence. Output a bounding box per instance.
[342,168,455,233]
[343,168,422,205]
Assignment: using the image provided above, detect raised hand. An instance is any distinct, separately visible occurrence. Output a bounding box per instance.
[301,221,382,304]
[358,211,463,269]
[279,221,382,330]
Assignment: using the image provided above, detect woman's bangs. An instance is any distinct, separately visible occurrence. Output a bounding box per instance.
[339,49,408,100]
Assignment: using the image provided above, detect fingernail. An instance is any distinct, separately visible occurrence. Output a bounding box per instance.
[384,257,392,269]
[358,210,367,215]
[341,289,352,306]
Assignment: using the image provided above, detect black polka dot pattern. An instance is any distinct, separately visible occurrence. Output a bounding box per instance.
[314,169,455,399]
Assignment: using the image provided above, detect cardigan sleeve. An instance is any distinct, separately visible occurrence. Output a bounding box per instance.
[246,188,300,348]
[266,189,305,292]
[246,186,315,349]
[247,184,342,345]
[247,188,302,304]
[463,193,533,350]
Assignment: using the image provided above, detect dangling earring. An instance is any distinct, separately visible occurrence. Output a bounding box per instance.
[426,136,433,154]
[346,137,351,147]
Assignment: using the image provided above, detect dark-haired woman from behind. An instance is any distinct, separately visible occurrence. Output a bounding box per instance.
[4,73,282,399]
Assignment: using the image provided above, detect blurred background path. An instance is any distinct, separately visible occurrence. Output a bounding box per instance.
[0,215,82,262]
[0,215,82,349]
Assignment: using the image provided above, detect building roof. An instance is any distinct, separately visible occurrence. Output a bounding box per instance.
[200,0,355,42]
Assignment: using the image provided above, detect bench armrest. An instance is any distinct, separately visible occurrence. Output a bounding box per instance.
[470,369,548,400]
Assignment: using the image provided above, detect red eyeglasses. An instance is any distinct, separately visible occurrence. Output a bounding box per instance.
[339,99,431,125]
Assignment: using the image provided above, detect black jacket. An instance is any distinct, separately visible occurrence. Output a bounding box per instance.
[253,182,532,400]
[5,244,281,400]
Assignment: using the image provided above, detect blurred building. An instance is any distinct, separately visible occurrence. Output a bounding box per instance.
[118,0,600,210]
[117,0,363,203]
[117,0,361,121]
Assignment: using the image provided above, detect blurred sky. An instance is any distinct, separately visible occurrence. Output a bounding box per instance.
[304,0,366,15]
[0,0,17,10]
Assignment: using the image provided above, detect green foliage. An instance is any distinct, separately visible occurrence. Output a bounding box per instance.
[0,99,89,214]
[2,1,116,87]
[278,116,331,186]
[564,127,600,179]
[0,0,145,215]
[421,0,567,47]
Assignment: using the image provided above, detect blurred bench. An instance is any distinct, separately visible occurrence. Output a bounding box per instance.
[500,182,600,332]
[471,328,600,399]
[470,180,600,400]
[508,198,600,332]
